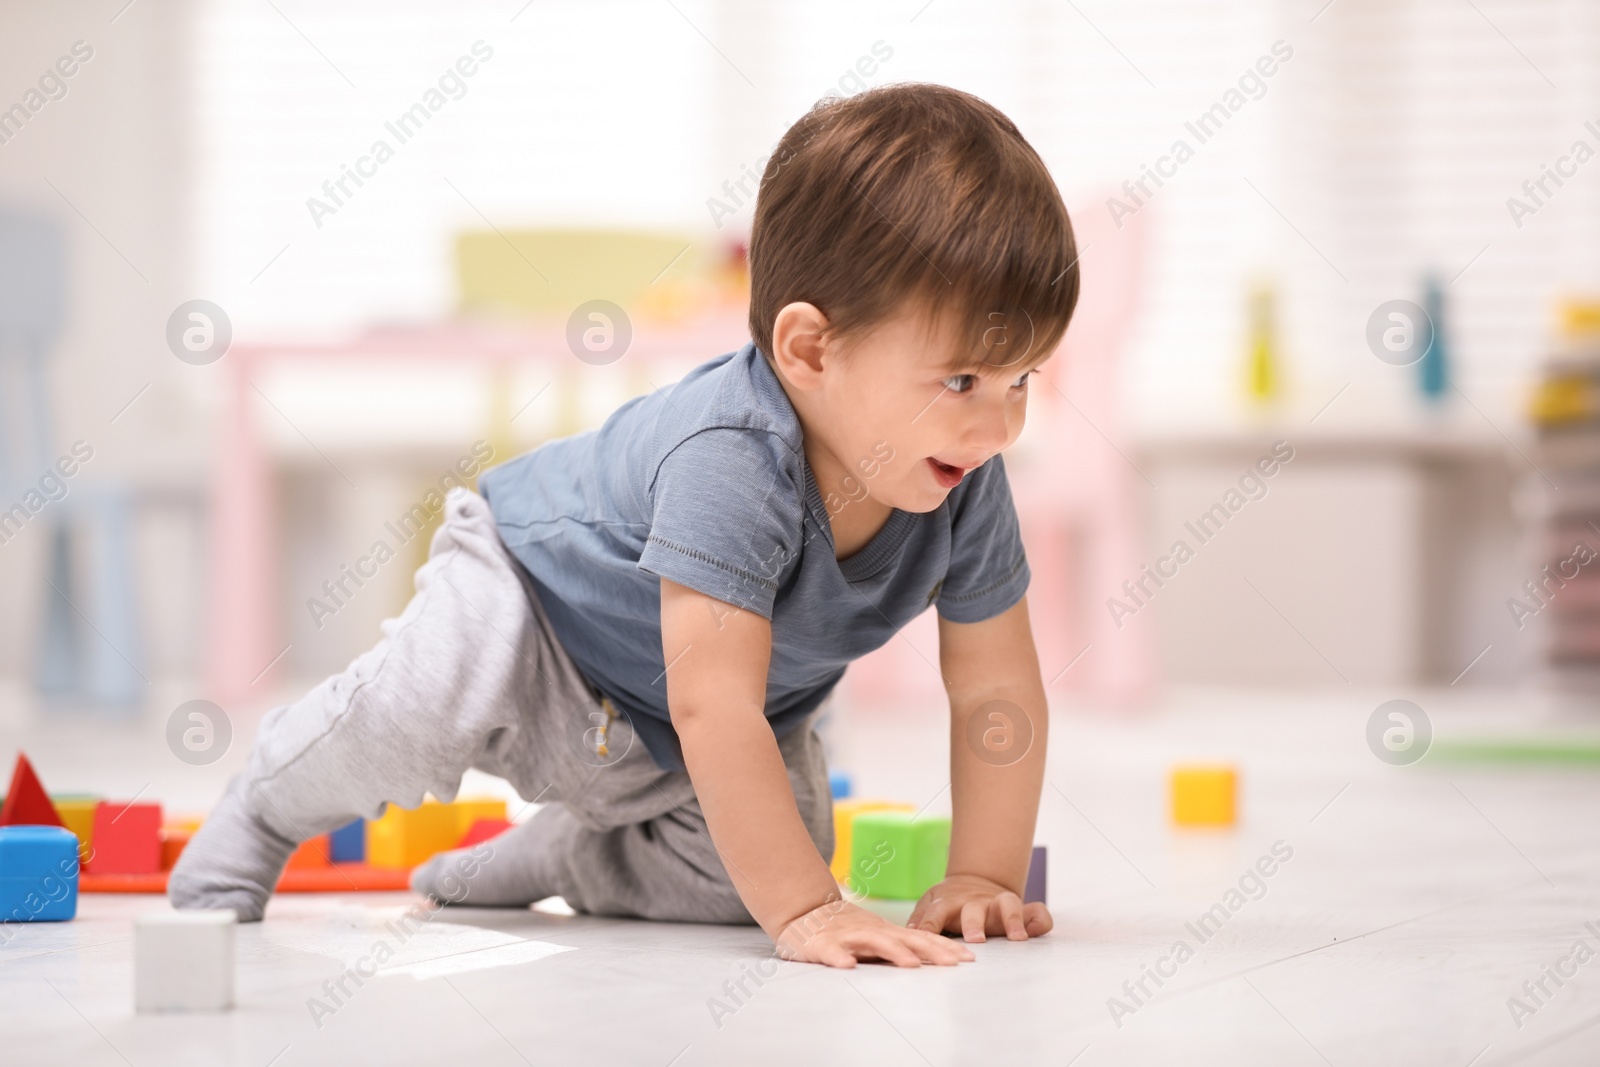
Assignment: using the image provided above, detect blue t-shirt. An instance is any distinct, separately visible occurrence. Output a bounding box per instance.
[479,341,1030,772]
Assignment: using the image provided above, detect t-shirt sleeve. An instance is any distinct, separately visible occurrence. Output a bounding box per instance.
[935,452,1031,623]
[637,427,803,619]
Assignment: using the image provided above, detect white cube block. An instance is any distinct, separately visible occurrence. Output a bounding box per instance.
[135,908,236,1012]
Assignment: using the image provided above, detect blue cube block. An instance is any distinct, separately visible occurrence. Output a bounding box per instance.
[0,826,79,922]
[829,771,852,800]
[329,818,365,863]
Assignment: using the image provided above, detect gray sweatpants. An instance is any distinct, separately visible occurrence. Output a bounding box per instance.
[221,487,835,924]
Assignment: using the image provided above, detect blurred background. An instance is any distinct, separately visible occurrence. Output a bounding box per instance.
[0,0,1594,808]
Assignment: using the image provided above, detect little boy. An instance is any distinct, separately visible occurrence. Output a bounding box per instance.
[172,82,1079,969]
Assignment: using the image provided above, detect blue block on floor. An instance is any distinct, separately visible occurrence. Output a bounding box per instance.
[0,826,79,922]
[829,771,852,800]
[329,818,365,863]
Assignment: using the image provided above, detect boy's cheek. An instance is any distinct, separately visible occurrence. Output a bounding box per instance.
[1008,404,1028,443]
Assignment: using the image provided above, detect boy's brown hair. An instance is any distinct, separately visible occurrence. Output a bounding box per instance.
[748,82,1079,374]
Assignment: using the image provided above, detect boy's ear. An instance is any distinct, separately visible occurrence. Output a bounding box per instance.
[770,301,831,389]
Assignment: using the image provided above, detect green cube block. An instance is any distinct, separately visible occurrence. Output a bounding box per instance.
[846,812,951,900]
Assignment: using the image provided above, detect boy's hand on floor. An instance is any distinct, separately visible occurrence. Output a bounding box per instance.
[907,874,1053,942]
[776,899,976,968]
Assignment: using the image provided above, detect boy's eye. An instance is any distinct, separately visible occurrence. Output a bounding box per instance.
[942,370,1036,394]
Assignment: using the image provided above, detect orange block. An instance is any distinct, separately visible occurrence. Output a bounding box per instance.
[159,827,193,871]
[158,818,202,871]
[81,864,415,894]
[79,872,167,893]
[277,865,410,892]
[1171,766,1237,827]
[286,834,332,869]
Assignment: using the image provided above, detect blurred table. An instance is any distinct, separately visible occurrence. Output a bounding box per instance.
[1133,419,1525,687]
[208,309,750,706]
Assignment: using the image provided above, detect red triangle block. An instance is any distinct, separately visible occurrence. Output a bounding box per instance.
[0,754,64,828]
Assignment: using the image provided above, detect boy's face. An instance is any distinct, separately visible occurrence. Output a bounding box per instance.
[794,304,1043,515]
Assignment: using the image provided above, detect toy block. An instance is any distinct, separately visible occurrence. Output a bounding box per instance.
[158,818,202,872]
[1432,739,1600,764]
[457,818,513,849]
[277,866,410,891]
[847,812,951,900]
[367,800,461,869]
[829,770,852,799]
[830,799,914,882]
[329,818,365,863]
[450,798,507,841]
[87,801,162,874]
[135,909,235,1012]
[0,826,80,922]
[159,827,192,872]
[0,754,64,828]
[286,834,331,869]
[52,796,99,862]
[1024,845,1046,904]
[1171,766,1236,827]
[81,865,416,895]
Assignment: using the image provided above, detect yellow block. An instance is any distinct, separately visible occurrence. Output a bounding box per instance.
[1171,766,1237,827]
[1560,298,1600,336]
[1530,376,1595,426]
[450,798,508,841]
[53,797,99,863]
[366,801,463,869]
[830,800,915,882]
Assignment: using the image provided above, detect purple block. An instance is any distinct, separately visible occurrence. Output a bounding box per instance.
[1024,845,1046,904]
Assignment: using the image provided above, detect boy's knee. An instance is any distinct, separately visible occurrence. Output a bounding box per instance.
[637,882,754,926]
[443,485,486,523]
[414,487,496,565]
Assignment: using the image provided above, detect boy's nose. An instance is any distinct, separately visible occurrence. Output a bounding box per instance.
[965,398,1016,454]
[966,388,1017,447]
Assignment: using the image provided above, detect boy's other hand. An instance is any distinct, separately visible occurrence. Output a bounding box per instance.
[776,899,976,968]
[907,874,1053,942]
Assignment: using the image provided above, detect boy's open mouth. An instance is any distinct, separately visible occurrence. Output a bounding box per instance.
[927,457,968,488]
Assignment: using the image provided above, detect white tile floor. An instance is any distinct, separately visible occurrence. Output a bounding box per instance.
[5,685,1600,1066]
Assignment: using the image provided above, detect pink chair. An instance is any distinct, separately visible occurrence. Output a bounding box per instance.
[842,193,1156,710]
